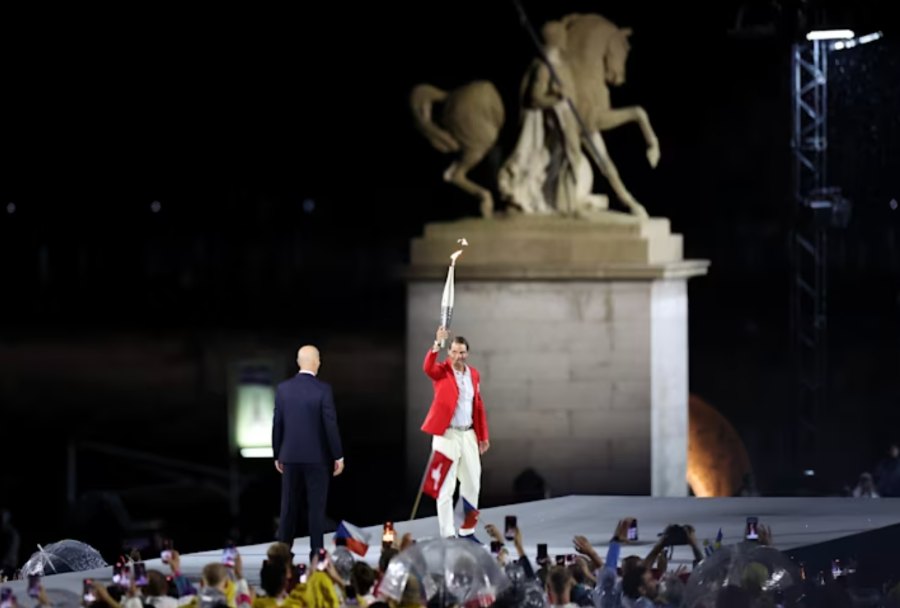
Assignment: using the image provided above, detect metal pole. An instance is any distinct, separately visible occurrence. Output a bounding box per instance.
[409,452,434,521]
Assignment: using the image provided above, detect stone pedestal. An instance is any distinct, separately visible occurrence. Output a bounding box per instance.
[404,215,708,500]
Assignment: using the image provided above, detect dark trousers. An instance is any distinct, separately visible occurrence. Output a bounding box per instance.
[277,463,330,552]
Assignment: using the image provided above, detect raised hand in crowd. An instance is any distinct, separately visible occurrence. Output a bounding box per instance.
[575,554,598,585]
[655,548,668,574]
[758,523,774,547]
[685,524,705,566]
[511,524,526,559]
[36,584,51,607]
[91,580,120,608]
[484,524,503,544]
[572,535,603,570]
[232,549,244,581]
[399,532,415,551]
[615,518,635,542]
[313,551,343,587]
[167,550,182,574]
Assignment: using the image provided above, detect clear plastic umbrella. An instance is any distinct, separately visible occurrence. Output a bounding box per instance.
[494,562,545,608]
[19,540,108,577]
[378,538,509,608]
[683,542,802,608]
[331,546,355,584]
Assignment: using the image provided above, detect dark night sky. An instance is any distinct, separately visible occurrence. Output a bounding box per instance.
[1,0,898,561]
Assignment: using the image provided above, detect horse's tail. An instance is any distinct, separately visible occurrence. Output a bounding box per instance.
[410,84,461,154]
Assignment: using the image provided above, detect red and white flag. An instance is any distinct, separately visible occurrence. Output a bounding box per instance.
[422,450,453,499]
[333,520,371,557]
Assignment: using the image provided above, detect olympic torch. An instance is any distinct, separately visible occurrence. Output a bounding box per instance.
[439,238,468,347]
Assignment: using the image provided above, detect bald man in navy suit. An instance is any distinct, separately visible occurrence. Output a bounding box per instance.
[273,345,344,552]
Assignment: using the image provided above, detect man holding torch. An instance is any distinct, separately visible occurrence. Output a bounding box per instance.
[420,325,491,540]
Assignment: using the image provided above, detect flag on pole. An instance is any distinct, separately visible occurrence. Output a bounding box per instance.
[334,521,371,557]
[422,450,454,499]
[454,497,480,531]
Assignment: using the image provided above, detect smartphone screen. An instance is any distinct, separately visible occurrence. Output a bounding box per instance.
[490,540,503,554]
[831,559,842,579]
[134,562,149,586]
[161,539,173,564]
[112,561,126,586]
[316,548,329,571]
[222,542,237,567]
[536,543,548,560]
[383,521,395,545]
[745,517,759,541]
[83,579,96,604]
[565,554,576,566]
[123,566,133,587]
[555,555,565,566]
[27,575,41,598]
[295,564,308,584]
[627,519,639,541]
[504,515,517,541]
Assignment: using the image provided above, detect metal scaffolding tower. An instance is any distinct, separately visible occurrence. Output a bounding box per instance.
[792,40,829,200]
[790,39,830,473]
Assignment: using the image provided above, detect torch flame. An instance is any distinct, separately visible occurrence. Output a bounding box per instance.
[450,237,468,266]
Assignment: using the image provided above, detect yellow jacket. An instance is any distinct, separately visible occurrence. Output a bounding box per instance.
[288,571,340,608]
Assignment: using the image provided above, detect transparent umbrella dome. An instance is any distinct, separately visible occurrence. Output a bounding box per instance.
[683,542,802,608]
[20,540,109,577]
[331,546,355,584]
[378,538,509,608]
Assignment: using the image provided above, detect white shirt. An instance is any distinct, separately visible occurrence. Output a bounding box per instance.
[450,365,474,427]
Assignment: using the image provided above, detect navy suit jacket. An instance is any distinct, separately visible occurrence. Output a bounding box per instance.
[273,372,343,464]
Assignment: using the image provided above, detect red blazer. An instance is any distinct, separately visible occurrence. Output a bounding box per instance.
[421,349,489,442]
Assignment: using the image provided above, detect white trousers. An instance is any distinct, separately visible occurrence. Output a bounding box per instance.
[432,428,481,538]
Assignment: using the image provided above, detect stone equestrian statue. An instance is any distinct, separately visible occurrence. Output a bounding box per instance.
[410,13,660,220]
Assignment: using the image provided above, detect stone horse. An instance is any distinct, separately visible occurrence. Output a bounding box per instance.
[410,13,660,219]
[410,81,505,219]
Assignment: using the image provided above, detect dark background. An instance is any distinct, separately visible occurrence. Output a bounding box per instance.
[1,0,898,564]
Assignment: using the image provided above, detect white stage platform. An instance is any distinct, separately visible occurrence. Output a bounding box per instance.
[6,495,900,603]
